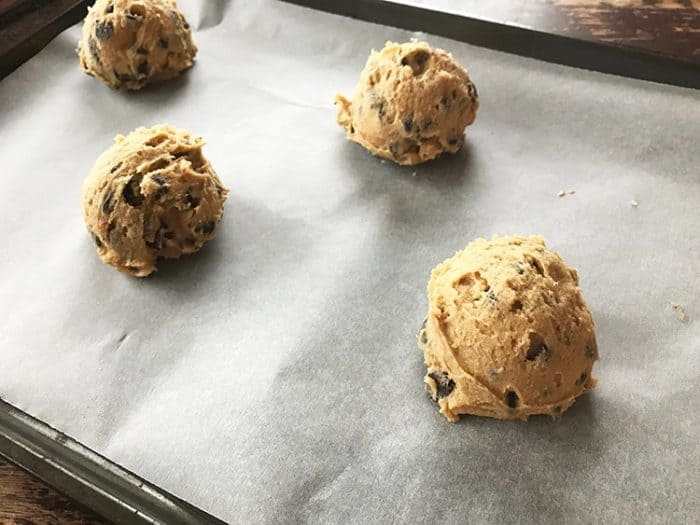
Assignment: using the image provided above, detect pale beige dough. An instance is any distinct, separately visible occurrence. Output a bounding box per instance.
[335,41,478,166]
[77,0,196,90]
[419,236,599,422]
[82,124,228,277]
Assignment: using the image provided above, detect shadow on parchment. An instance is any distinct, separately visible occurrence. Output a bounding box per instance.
[433,392,604,523]
[340,138,477,194]
[145,196,311,296]
[336,138,479,234]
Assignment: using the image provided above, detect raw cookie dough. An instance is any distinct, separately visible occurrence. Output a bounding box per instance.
[335,41,478,165]
[77,0,197,90]
[419,236,598,422]
[82,124,228,277]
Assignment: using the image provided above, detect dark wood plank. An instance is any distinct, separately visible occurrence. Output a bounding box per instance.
[0,0,34,18]
[0,456,107,524]
[408,0,700,65]
[548,0,700,63]
[0,0,91,78]
[285,0,699,86]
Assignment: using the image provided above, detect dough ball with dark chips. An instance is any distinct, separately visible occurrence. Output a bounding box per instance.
[77,0,197,90]
[419,236,599,422]
[335,41,478,165]
[82,124,228,277]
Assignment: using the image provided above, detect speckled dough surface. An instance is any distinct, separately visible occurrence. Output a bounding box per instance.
[335,41,478,165]
[82,124,228,277]
[77,0,196,90]
[419,236,599,422]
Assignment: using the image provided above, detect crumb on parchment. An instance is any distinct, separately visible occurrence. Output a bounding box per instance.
[672,303,688,323]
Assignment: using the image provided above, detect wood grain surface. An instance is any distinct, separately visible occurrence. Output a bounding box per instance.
[0,0,697,523]
[443,0,700,64]
[0,0,90,78]
[0,456,106,524]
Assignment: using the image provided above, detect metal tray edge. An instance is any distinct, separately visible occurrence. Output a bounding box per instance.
[0,398,225,525]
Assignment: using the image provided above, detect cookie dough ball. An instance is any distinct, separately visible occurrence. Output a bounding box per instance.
[335,41,478,166]
[82,124,228,277]
[419,236,598,422]
[77,0,197,90]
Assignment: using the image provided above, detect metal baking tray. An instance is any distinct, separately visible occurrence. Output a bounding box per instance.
[1,1,697,523]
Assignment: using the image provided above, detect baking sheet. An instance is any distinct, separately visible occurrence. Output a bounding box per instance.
[1,0,699,522]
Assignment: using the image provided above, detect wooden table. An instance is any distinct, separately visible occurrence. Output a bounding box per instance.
[0,0,697,522]
[0,456,106,524]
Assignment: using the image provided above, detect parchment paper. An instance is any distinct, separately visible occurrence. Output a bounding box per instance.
[1,1,699,523]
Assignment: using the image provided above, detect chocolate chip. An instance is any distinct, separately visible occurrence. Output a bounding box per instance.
[136,46,148,55]
[417,51,429,64]
[137,61,149,76]
[505,390,519,409]
[402,115,413,132]
[510,299,523,312]
[585,340,598,360]
[105,3,114,14]
[575,372,588,386]
[389,141,400,158]
[101,191,115,214]
[467,82,478,100]
[113,70,134,83]
[93,234,103,248]
[146,227,167,250]
[185,192,200,208]
[485,289,498,304]
[370,99,385,120]
[110,162,122,174]
[123,177,144,206]
[349,125,354,134]
[401,50,430,75]
[158,38,169,49]
[129,4,145,17]
[183,21,190,29]
[529,257,544,276]
[195,221,215,235]
[95,21,113,41]
[526,341,550,362]
[88,37,101,64]
[420,330,428,345]
[428,372,455,399]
